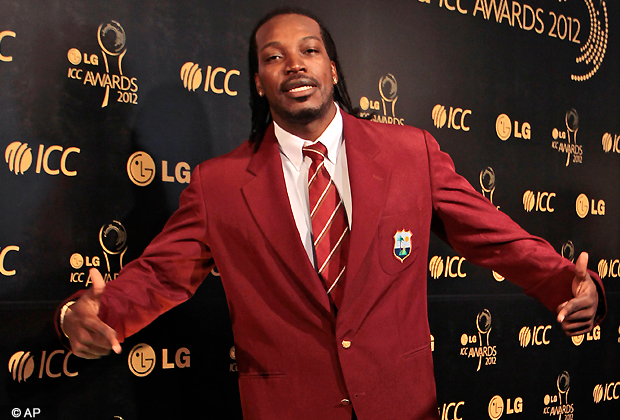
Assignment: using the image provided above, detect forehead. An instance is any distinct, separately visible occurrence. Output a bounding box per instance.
[255,14,323,49]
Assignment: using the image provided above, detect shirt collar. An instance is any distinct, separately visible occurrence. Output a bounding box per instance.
[274,104,343,170]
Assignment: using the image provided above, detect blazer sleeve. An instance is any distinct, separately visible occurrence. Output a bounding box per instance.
[423,130,606,320]
[56,165,215,343]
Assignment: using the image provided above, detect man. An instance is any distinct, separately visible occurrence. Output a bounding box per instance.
[58,9,605,420]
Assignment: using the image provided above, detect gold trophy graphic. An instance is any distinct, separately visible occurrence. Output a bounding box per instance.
[97,21,127,107]
[564,109,578,166]
[99,220,127,274]
[480,167,499,209]
[379,74,398,118]
[476,309,492,371]
[557,371,570,414]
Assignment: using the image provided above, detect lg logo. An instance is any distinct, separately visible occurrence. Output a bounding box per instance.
[128,343,190,377]
[575,193,605,218]
[126,151,191,186]
[496,114,531,141]
[489,395,523,419]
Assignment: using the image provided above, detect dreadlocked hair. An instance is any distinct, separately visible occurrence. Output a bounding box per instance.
[248,7,360,152]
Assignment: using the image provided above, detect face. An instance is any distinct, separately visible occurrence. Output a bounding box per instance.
[254,14,337,127]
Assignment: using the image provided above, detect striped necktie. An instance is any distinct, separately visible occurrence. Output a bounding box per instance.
[302,142,350,308]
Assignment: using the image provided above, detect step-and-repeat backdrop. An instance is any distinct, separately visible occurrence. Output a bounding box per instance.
[1,0,618,419]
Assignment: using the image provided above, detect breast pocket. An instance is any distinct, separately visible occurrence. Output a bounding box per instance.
[378,212,421,274]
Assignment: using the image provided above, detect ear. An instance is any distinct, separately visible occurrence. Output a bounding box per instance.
[331,62,337,84]
[254,73,264,96]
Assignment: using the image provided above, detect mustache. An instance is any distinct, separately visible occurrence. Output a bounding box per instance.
[280,75,319,92]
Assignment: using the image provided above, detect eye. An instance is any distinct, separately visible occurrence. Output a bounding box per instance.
[263,52,282,63]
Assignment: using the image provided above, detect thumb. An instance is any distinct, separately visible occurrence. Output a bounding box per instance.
[87,268,106,301]
[85,268,122,354]
[573,252,588,295]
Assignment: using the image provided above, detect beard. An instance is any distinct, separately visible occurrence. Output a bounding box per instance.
[271,87,334,126]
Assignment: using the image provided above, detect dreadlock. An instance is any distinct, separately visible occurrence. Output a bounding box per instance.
[248,7,359,151]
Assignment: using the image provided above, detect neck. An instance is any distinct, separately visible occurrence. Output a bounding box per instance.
[273,103,337,141]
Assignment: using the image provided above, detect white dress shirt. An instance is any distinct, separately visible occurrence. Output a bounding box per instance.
[274,105,352,267]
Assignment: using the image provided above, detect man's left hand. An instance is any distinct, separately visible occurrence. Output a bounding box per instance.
[556,252,599,336]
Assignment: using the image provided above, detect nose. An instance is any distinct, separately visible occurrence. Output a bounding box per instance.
[285,54,306,74]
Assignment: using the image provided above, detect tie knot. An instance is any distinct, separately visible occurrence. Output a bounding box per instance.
[302,142,328,165]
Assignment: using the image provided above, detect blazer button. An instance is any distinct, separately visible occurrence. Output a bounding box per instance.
[341,340,351,349]
[340,398,351,406]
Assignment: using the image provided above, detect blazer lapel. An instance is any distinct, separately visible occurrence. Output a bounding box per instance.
[242,126,332,312]
[341,114,391,307]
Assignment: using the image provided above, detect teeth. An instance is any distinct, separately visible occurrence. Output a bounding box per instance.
[289,86,313,93]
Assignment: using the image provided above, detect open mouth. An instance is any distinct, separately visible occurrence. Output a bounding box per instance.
[282,77,318,95]
[287,85,314,93]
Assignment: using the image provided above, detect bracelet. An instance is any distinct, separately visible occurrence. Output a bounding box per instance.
[59,301,76,338]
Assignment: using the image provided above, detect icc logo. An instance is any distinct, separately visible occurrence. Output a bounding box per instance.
[602,133,620,153]
[523,190,555,213]
[5,142,80,176]
[519,325,551,347]
[128,343,190,377]
[496,114,530,141]
[0,30,16,62]
[594,381,620,403]
[438,401,465,420]
[429,255,466,279]
[0,245,19,276]
[432,104,471,131]
[180,62,240,96]
[598,259,620,279]
[9,350,78,382]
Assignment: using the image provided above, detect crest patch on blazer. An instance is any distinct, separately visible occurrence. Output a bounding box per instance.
[393,230,412,262]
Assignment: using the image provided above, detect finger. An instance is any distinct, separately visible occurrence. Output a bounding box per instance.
[574,252,588,282]
[72,340,113,358]
[88,268,106,300]
[556,301,568,323]
[557,294,596,323]
[561,322,594,336]
[82,315,122,354]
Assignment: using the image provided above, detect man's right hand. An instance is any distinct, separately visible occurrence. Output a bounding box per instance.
[62,268,122,359]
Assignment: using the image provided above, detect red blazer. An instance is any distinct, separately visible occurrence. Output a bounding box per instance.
[73,112,605,420]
